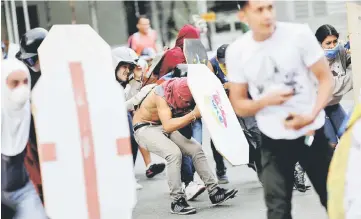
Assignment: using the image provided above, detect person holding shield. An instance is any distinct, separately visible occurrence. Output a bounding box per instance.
[132,77,238,215]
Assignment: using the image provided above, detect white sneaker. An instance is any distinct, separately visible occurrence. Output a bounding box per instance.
[136,182,143,190]
[185,182,206,201]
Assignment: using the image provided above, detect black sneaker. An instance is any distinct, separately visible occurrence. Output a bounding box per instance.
[146,163,166,178]
[209,187,238,206]
[170,197,196,215]
[294,164,311,192]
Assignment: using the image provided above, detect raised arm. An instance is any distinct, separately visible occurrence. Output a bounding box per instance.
[156,96,199,133]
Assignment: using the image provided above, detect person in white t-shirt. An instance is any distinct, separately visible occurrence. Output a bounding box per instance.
[227,1,334,218]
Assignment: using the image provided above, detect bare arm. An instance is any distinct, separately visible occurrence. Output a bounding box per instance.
[309,57,334,119]
[156,96,196,133]
[229,83,267,117]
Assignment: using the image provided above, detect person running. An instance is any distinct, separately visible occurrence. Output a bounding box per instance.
[227,1,334,218]
[128,15,158,56]
[1,59,47,219]
[112,47,165,185]
[17,27,48,202]
[132,77,238,215]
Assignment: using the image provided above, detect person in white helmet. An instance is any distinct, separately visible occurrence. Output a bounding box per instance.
[112,47,166,190]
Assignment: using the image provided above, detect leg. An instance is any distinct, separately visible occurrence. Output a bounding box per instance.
[169,131,217,191]
[134,125,184,200]
[127,112,139,165]
[181,156,194,186]
[261,134,301,219]
[2,181,47,219]
[323,116,338,147]
[139,147,152,166]
[210,140,226,174]
[170,131,238,205]
[327,104,346,139]
[299,128,333,209]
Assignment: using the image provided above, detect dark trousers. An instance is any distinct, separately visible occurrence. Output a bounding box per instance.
[127,112,138,165]
[260,127,333,219]
[210,140,226,175]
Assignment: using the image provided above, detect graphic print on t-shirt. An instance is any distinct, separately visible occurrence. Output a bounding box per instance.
[253,56,304,96]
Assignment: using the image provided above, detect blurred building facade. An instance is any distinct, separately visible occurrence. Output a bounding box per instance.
[1,0,350,51]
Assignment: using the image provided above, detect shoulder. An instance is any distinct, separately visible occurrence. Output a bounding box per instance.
[227,33,251,63]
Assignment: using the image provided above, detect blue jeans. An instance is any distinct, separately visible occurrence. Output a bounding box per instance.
[181,119,202,185]
[324,104,346,145]
[1,181,47,219]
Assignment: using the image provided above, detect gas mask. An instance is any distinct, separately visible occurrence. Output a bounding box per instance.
[7,85,30,110]
[324,43,340,60]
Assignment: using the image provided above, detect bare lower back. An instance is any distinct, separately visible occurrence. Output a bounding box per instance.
[133,91,160,124]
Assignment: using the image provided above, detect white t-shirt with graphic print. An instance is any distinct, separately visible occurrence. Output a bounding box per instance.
[226,22,325,140]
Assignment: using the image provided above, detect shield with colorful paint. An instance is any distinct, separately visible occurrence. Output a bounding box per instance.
[187,64,249,166]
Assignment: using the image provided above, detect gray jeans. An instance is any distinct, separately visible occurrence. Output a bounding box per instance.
[134,125,218,200]
[2,181,47,219]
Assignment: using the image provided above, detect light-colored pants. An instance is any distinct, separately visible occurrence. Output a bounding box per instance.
[2,181,47,219]
[134,125,218,200]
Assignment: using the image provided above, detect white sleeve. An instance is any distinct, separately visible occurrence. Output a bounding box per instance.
[299,25,324,67]
[226,43,248,84]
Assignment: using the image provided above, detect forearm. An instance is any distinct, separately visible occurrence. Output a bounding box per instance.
[312,77,333,119]
[162,112,195,133]
[231,98,267,117]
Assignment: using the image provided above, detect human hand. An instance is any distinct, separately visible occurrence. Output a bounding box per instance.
[192,105,202,119]
[262,89,294,106]
[284,113,315,130]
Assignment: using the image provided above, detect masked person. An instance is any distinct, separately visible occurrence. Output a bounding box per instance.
[112,47,165,187]
[1,59,47,219]
[315,24,353,148]
[132,77,238,215]
[16,27,48,202]
[228,1,334,218]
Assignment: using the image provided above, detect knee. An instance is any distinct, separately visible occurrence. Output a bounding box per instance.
[165,148,182,164]
[188,143,203,157]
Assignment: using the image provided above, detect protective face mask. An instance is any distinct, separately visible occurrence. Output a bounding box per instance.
[8,85,30,110]
[324,43,340,60]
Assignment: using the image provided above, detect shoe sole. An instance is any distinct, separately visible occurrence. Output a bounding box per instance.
[170,209,197,215]
[188,187,206,201]
[212,189,238,206]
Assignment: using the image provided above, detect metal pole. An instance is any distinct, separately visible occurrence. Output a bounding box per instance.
[22,0,31,31]
[44,0,52,30]
[69,0,76,24]
[4,0,14,43]
[10,0,20,44]
[89,1,99,33]
[134,0,140,17]
[150,1,162,48]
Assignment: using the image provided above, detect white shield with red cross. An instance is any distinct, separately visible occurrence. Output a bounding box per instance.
[187,64,249,166]
[33,24,136,219]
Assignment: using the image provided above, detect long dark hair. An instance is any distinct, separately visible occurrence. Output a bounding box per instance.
[315,24,339,44]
